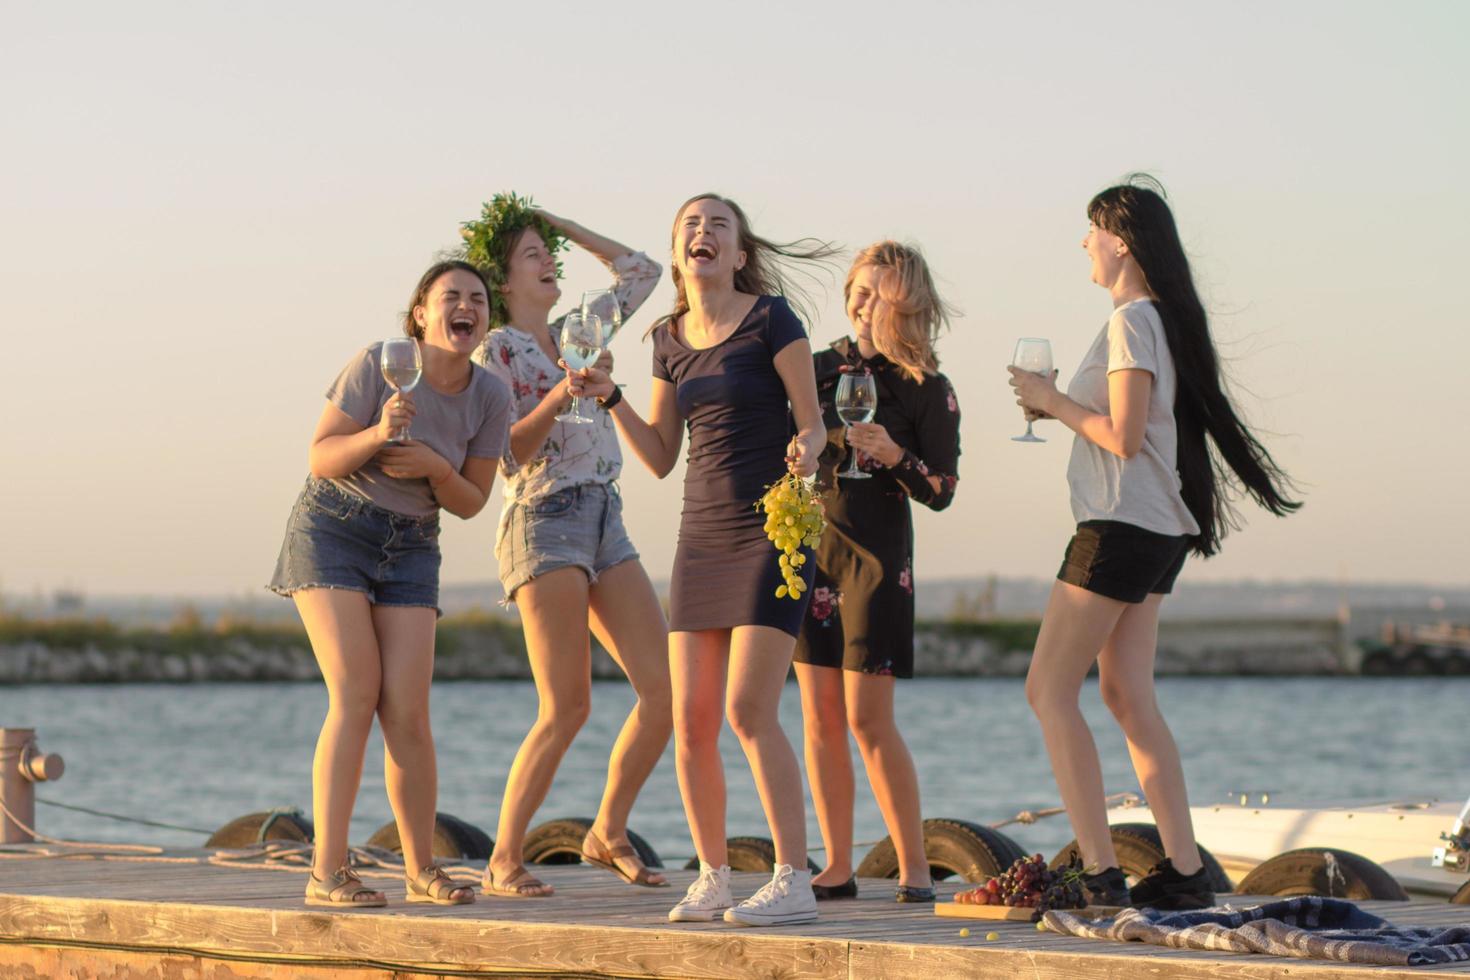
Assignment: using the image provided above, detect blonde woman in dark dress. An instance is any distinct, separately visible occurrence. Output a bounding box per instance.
[575,193,837,926]
[795,242,960,905]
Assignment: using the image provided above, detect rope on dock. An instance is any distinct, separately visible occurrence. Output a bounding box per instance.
[991,792,1142,829]
[0,796,481,881]
[34,796,214,835]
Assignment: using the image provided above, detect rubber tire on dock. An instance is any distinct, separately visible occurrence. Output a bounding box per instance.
[1236,847,1408,901]
[856,818,1027,883]
[205,809,313,848]
[365,812,493,861]
[1452,880,1470,904]
[1048,822,1234,893]
[681,836,821,874]
[524,816,662,869]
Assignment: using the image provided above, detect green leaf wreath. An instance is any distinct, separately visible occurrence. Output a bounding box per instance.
[459,192,570,327]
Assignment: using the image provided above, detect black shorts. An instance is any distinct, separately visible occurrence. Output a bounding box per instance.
[1056,520,1191,603]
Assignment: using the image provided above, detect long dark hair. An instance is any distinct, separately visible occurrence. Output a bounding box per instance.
[650,193,840,337]
[401,260,490,339]
[1088,175,1300,556]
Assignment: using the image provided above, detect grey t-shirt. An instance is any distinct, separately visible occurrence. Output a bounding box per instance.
[324,343,512,517]
[1064,299,1201,537]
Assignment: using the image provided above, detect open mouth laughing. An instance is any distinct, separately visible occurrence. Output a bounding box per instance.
[449,313,477,339]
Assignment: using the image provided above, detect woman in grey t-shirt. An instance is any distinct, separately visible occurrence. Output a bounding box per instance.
[1009,177,1300,911]
[268,260,512,908]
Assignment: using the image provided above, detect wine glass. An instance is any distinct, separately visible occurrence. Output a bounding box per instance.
[835,372,878,479]
[1011,337,1053,443]
[556,311,605,424]
[380,338,422,442]
[581,288,622,343]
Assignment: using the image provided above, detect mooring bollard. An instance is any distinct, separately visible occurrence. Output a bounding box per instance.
[0,728,65,843]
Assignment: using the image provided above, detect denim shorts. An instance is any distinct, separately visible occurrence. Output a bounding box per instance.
[268,478,442,614]
[496,482,639,601]
[1056,520,1190,604]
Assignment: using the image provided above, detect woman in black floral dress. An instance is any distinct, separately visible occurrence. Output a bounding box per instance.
[794,241,960,904]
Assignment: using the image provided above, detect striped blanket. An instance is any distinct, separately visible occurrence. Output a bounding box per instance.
[1043,897,1470,966]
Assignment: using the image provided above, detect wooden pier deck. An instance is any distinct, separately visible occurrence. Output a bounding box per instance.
[1,852,1468,978]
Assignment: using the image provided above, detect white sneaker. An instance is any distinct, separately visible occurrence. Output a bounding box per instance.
[668,862,732,922]
[723,864,818,926]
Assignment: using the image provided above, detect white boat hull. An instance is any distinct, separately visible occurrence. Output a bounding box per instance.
[1108,798,1470,899]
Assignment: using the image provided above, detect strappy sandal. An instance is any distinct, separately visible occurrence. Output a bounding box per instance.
[581,830,668,888]
[483,863,554,898]
[305,865,387,908]
[406,864,475,906]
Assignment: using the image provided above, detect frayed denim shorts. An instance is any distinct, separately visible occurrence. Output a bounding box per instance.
[496,482,638,602]
[268,478,442,614]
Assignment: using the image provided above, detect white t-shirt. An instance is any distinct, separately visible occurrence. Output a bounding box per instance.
[1064,299,1200,538]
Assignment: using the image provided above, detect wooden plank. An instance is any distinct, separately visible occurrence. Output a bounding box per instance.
[935,901,1122,921]
[3,857,1470,979]
[0,894,850,980]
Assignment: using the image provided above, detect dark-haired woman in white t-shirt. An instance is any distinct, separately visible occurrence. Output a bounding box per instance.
[1009,176,1299,911]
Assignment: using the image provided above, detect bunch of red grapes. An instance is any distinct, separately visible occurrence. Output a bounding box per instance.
[955,853,1087,920]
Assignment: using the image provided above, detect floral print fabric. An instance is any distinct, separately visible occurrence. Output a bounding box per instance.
[792,337,961,679]
[473,251,661,505]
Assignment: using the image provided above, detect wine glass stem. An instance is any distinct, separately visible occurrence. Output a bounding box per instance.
[1024,420,1035,439]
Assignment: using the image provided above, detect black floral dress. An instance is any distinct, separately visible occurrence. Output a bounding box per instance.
[793,338,961,677]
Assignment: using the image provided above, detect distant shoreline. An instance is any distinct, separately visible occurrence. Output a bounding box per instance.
[0,612,1412,683]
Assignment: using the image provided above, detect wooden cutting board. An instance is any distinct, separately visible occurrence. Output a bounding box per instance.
[935,901,1124,921]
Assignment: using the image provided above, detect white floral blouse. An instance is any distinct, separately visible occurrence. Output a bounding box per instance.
[472,250,662,505]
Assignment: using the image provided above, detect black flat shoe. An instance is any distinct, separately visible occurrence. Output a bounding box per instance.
[894,884,936,903]
[811,876,858,900]
[1130,858,1214,910]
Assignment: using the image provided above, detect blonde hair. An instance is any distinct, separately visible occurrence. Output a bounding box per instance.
[845,241,955,383]
[650,193,840,337]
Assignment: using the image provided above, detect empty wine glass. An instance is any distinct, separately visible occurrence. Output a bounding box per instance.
[380,338,422,442]
[581,288,622,343]
[1010,337,1053,443]
[556,311,605,424]
[835,372,878,479]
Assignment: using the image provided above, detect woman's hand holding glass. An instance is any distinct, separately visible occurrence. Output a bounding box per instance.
[1008,338,1056,443]
[846,422,902,467]
[374,393,416,445]
[835,371,879,478]
[1008,366,1061,424]
[556,312,606,423]
[561,348,616,402]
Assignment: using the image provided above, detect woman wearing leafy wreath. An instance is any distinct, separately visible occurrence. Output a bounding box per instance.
[464,195,672,898]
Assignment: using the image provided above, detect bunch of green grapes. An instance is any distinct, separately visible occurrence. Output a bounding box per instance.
[758,474,827,600]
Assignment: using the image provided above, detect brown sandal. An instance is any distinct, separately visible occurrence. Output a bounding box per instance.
[305,865,387,908]
[406,864,475,905]
[582,830,668,888]
[483,864,554,898]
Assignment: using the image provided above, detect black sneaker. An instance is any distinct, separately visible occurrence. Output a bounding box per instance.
[1081,866,1130,907]
[1129,858,1215,910]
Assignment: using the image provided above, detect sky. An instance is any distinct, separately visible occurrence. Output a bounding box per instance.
[2,0,1467,599]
